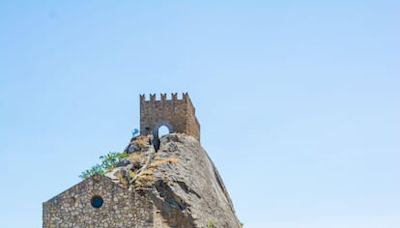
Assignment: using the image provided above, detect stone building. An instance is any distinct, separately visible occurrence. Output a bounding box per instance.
[43,175,154,228]
[43,93,241,228]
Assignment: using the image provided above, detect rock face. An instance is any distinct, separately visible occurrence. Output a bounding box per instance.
[114,133,241,227]
[43,133,241,228]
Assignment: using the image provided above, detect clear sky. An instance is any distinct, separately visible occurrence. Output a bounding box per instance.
[0,1,399,227]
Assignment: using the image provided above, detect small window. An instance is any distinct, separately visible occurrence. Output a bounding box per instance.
[91,195,104,208]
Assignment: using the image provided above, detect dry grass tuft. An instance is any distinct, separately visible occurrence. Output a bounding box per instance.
[132,153,179,189]
[128,152,145,164]
[135,169,156,187]
[149,156,179,169]
[135,136,150,148]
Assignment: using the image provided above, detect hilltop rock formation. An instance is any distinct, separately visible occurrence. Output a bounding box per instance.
[43,93,240,228]
[105,133,241,228]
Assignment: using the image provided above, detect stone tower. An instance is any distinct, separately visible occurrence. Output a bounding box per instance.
[140,93,200,141]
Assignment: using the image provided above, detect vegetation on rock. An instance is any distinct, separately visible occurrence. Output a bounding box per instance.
[79,151,129,179]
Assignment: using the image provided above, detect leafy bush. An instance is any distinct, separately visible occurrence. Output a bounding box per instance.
[79,152,129,179]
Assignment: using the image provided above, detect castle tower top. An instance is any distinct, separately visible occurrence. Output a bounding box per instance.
[140,93,200,141]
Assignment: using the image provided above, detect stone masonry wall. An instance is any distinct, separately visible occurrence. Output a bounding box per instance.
[140,93,200,141]
[43,175,154,228]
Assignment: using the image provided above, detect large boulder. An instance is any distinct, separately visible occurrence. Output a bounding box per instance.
[107,133,241,228]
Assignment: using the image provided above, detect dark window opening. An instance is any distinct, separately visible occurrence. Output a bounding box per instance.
[91,195,104,208]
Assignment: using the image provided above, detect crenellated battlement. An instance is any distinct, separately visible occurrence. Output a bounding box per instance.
[139,92,200,141]
[140,92,191,103]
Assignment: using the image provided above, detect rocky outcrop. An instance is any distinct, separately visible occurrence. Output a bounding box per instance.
[106,133,241,228]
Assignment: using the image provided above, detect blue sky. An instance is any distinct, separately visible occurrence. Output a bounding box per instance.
[0,1,399,227]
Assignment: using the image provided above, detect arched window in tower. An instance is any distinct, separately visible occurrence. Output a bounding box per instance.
[158,125,170,138]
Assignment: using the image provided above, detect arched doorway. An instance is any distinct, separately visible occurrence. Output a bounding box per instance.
[158,125,170,138]
[152,121,173,138]
[152,122,173,151]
